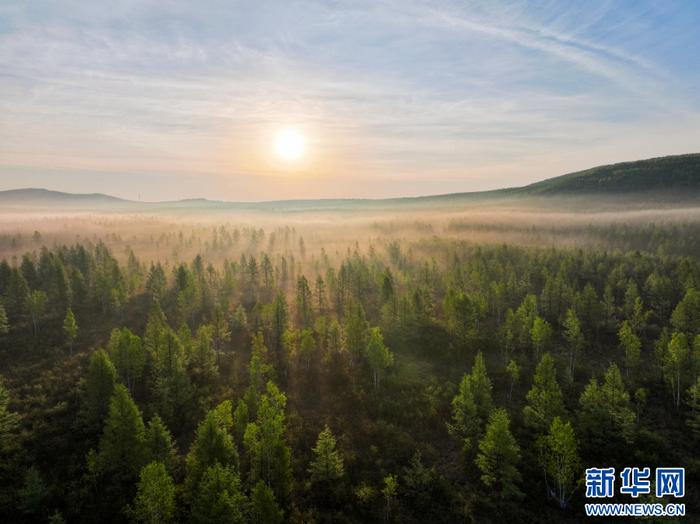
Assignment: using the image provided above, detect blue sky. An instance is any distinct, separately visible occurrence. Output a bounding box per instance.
[0,0,699,201]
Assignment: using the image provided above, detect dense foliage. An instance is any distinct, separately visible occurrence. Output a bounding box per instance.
[0,221,699,522]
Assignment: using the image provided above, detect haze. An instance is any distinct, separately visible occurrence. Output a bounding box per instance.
[1,1,700,201]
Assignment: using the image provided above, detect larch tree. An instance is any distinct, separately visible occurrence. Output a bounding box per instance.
[365,327,393,389]
[94,384,147,482]
[308,425,345,485]
[448,351,493,454]
[145,415,178,475]
[131,461,176,524]
[506,359,519,402]
[579,363,635,446]
[686,377,700,440]
[250,480,283,524]
[185,401,239,497]
[523,353,565,433]
[476,409,522,501]
[0,377,20,453]
[84,349,117,433]
[27,289,47,336]
[191,463,247,524]
[563,309,585,378]
[0,301,9,335]
[107,328,145,393]
[618,320,641,379]
[243,381,292,508]
[63,307,78,354]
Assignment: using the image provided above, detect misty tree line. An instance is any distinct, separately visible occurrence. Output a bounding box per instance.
[1,228,700,522]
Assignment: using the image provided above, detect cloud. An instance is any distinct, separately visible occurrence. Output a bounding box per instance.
[0,1,698,200]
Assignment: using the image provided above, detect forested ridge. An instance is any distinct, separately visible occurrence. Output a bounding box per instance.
[0,222,699,523]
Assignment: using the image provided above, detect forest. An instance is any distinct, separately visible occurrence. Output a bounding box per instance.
[0,206,699,523]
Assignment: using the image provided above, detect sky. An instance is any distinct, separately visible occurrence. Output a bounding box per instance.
[1,1,699,202]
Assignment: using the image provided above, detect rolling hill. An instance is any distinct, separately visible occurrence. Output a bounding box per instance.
[1,153,699,213]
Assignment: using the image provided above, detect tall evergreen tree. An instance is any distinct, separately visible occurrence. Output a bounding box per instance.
[250,480,283,524]
[0,301,8,335]
[94,384,147,481]
[365,327,393,389]
[63,307,78,354]
[523,353,565,433]
[145,415,178,474]
[476,409,522,500]
[191,463,247,524]
[308,425,345,485]
[185,401,239,496]
[131,462,176,524]
[243,381,292,507]
[84,349,117,433]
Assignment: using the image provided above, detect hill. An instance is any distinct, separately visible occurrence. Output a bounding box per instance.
[518,153,700,195]
[1,153,699,212]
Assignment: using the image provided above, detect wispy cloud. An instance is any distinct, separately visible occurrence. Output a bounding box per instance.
[0,1,698,200]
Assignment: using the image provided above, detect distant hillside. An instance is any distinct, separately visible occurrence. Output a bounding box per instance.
[519,153,700,195]
[1,153,699,212]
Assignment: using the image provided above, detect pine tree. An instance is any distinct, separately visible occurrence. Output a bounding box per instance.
[308,425,345,484]
[523,353,565,433]
[63,307,78,354]
[476,409,522,500]
[191,463,247,524]
[250,480,283,524]
[540,417,580,509]
[131,462,176,524]
[365,327,393,389]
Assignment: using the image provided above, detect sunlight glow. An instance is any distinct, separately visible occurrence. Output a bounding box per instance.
[274,128,305,162]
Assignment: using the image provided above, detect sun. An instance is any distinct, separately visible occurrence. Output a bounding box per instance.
[274,127,305,161]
